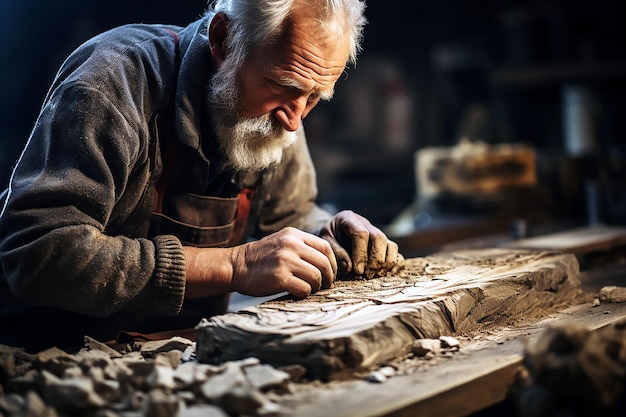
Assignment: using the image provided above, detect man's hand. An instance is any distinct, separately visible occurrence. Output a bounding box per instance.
[319,210,403,279]
[230,227,338,298]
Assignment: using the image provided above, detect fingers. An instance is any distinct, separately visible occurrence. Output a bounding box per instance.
[232,228,337,299]
[325,210,404,279]
[299,232,337,291]
[323,234,352,275]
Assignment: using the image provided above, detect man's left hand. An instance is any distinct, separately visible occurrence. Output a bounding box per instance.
[319,210,404,279]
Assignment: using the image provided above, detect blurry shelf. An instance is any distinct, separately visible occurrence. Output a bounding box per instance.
[491,61,626,88]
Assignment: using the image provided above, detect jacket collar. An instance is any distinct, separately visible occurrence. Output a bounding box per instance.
[173,16,215,158]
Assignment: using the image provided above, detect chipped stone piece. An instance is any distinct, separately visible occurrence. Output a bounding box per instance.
[154,350,183,369]
[179,404,229,417]
[146,365,176,390]
[38,370,106,409]
[181,345,195,362]
[138,337,193,358]
[278,364,307,381]
[235,357,261,368]
[200,363,247,401]
[243,364,291,391]
[439,336,460,350]
[599,286,626,303]
[366,371,387,383]
[378,366,396,378]
[78,348,116,369]
[593,298,601,307]
[84,336,124,358]
[24,390,52,417]
[94,379,122,403]
[220,384,266,416]
[123,359,156,378]
[121,390,147,412]
[36,347,79,375]
[0,392,25,414]
[142,389,182,417]
[412,339,441,357]
[63,366,83,379]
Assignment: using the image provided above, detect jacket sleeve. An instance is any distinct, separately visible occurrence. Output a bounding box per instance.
[0,82,185,318]
[256,125,333,236]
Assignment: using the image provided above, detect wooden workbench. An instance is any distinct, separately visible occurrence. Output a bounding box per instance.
[197,225,626,417]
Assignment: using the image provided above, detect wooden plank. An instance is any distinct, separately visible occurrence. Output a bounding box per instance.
[196,248,581,381]
[501,224,626,254]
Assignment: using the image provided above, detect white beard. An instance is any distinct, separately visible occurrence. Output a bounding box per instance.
[207,56,297,171]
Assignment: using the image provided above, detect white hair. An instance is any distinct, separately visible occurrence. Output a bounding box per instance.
[205,0,367,69]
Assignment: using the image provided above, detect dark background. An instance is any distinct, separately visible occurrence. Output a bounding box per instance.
[1,0,625,229]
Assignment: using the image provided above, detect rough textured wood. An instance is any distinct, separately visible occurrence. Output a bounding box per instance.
[196,249,581,381]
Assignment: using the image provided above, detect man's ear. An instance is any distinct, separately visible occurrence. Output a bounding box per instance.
[208,12,229,62]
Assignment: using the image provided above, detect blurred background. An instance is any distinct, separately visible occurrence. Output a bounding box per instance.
[1,0,625,253]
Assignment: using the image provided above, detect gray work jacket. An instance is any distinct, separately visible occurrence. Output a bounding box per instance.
[0,16,331,344]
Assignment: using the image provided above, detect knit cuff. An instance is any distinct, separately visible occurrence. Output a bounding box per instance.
[152,235,186,315]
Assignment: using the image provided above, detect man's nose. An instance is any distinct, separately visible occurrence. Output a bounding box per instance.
[274,96,309,132]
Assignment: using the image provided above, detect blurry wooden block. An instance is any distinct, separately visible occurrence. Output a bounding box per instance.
[196,249,580,381]
[416,139,536,199]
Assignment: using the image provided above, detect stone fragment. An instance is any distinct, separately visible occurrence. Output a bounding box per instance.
[0,345,35,385]
[278,364,307,381]
[63,365,83,379]
[243,364,290,391]
[0,392,25,415]
[36,347,79,376]
[176,390,196,403]
[439,336,460,350]
[366,371,387,383]
[599,286,626,303]
[121,390,148,412]
[234,357,261,368]
[0,348,16,386]
[179,404,229,417]
[78,348,116,369]
[593,298,601,307]
[141,388,181,417]
[200,363,247,401]
[104,360,133,382]
[154,350,183,369]
[181,345,195,362]
[37,370,106,409]
[83,336,124,358]
[412,339,441,357]
[7,369,38,395]
[23,390,56,417]
[94,378,122,403]
[220,384,267,416]
[123,359,156,378]
[378,366,396,378]
[137,337,193,358]
[146,365,176,390]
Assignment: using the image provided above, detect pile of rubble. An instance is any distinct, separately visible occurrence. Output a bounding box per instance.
[511,319,626,417]
[0,336,300,417]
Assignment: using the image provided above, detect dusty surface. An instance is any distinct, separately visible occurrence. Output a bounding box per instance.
[197,248,582,381]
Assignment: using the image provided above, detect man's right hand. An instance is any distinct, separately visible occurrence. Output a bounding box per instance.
[231,227,338,298]
[183,227,338,300]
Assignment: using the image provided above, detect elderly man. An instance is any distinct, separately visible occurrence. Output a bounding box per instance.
[0,0,401,352]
